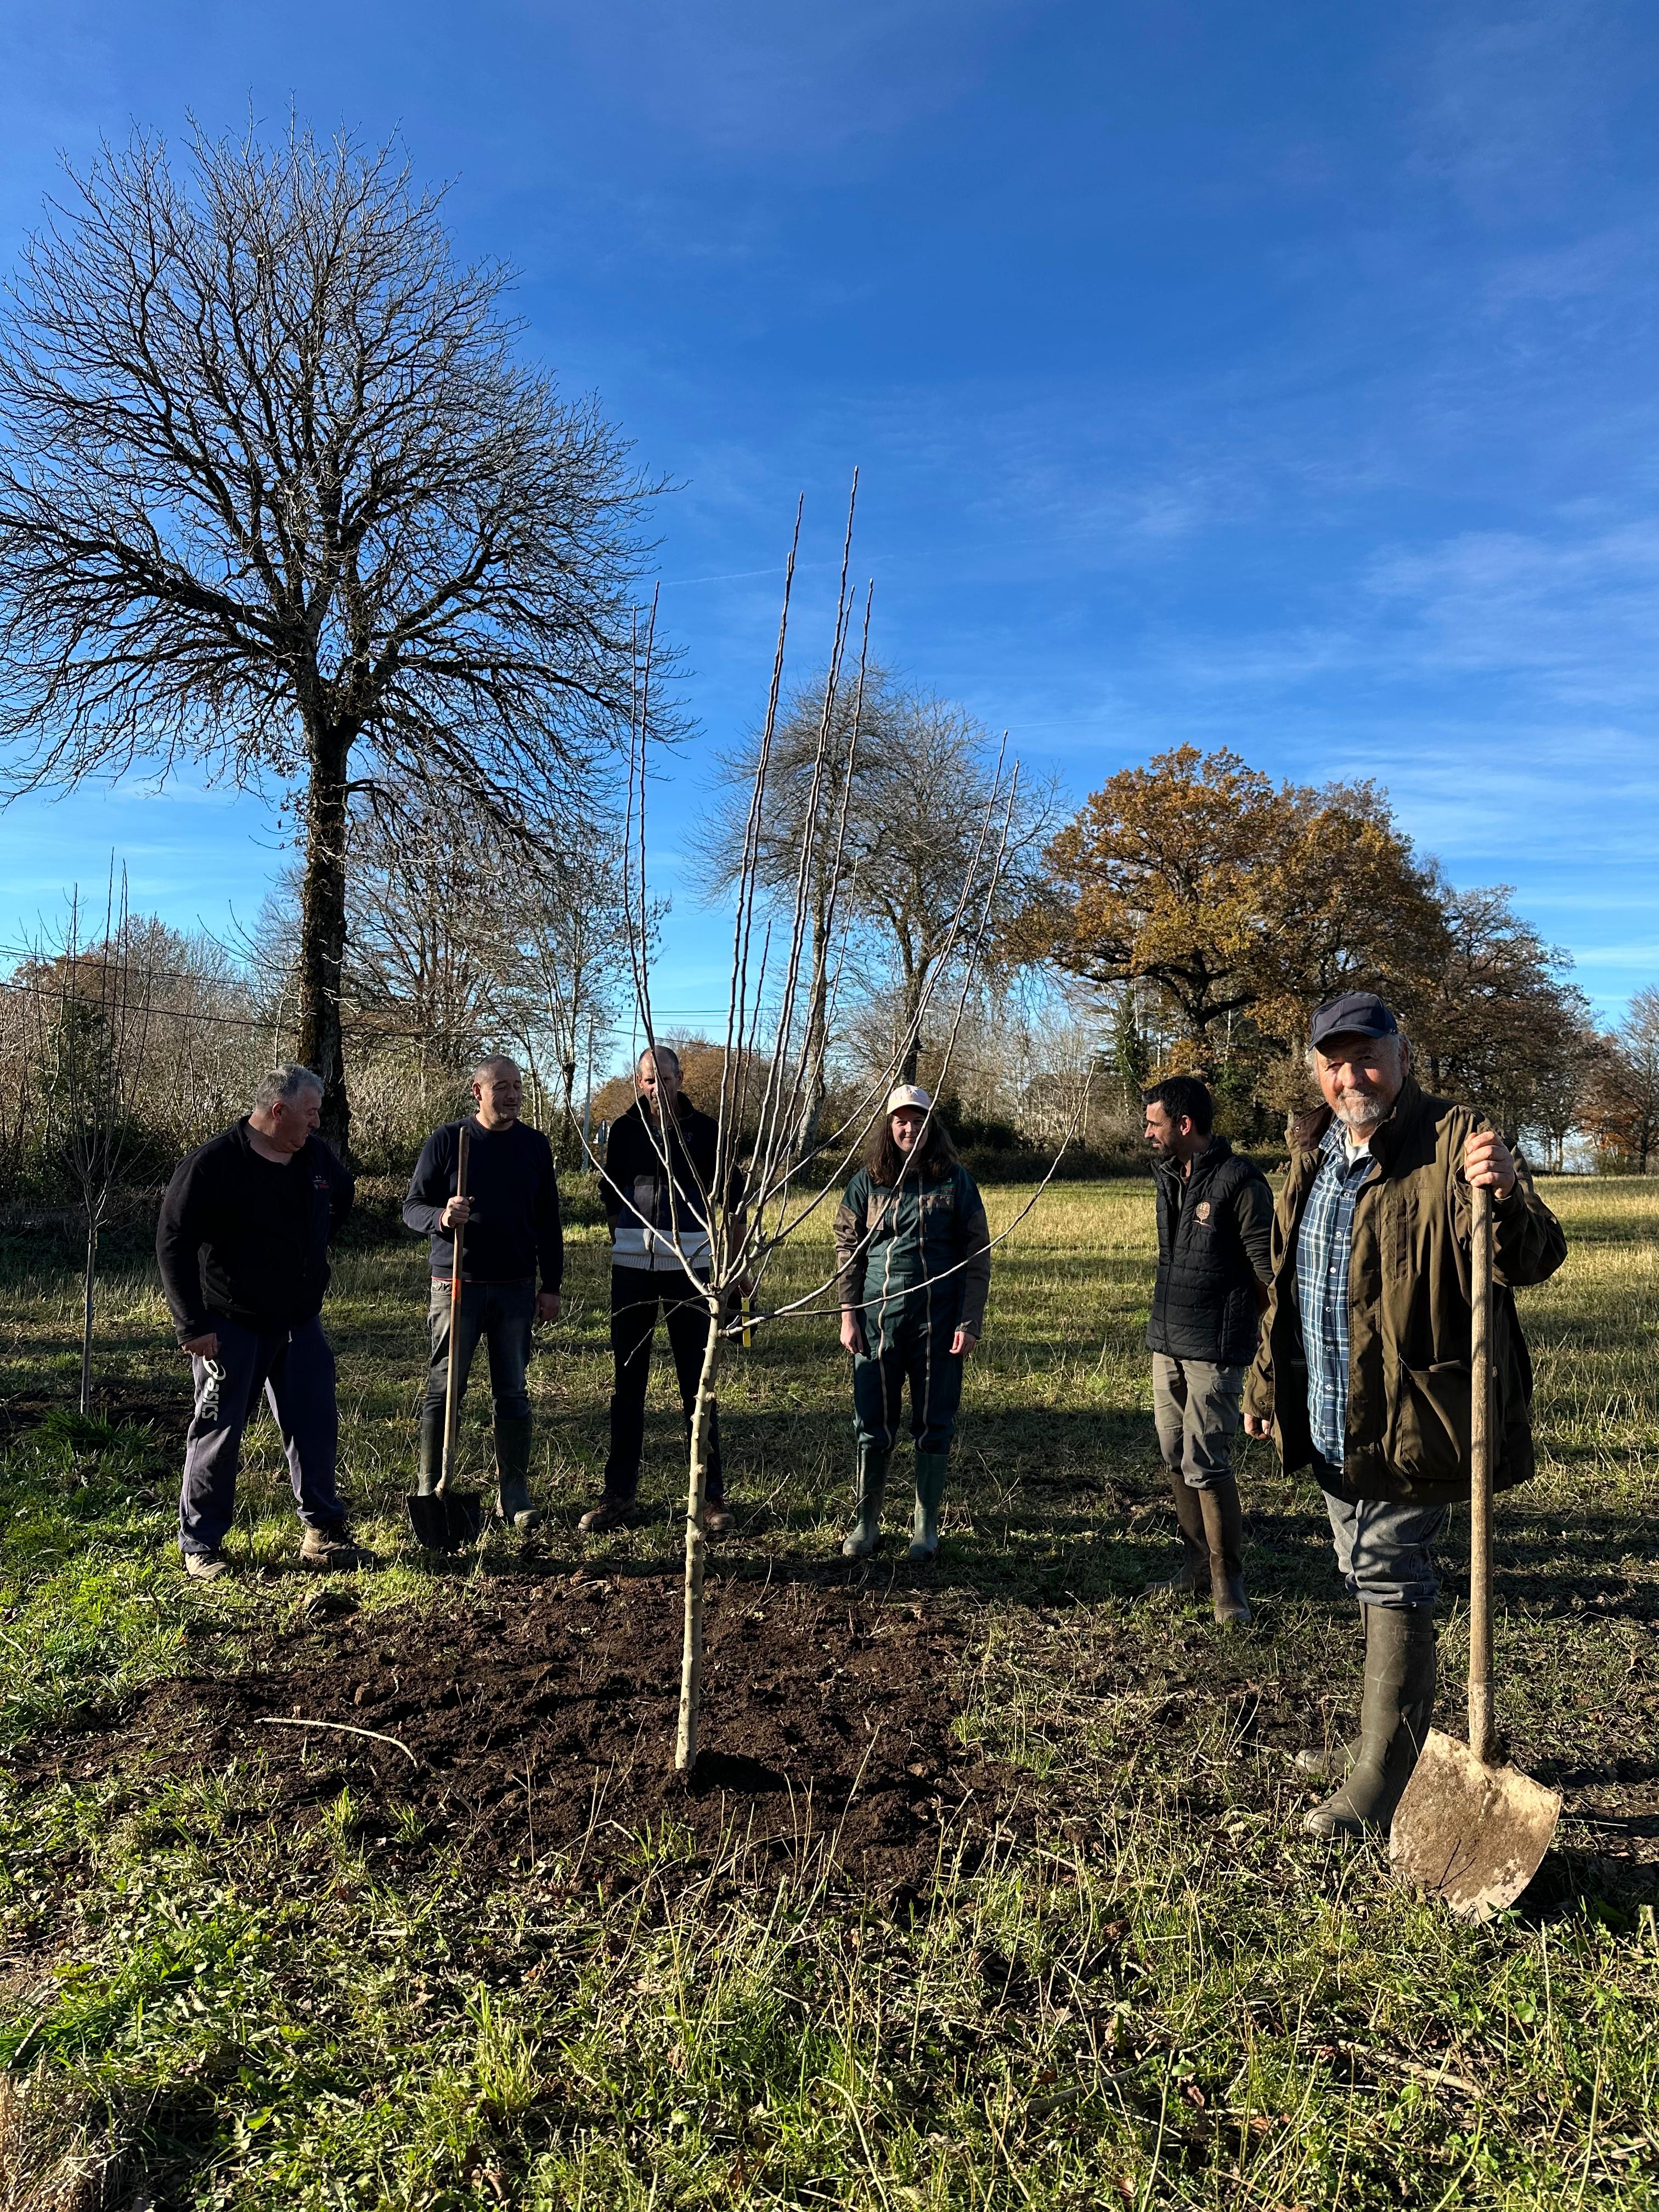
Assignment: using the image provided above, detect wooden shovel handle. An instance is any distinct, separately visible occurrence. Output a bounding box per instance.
[438,1123,470,1502]
[1468,1181,1496,1763]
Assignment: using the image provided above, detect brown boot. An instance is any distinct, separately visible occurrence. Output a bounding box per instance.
[300,1525,368,1571]
[578,1493,642,1534]
[1145,1473,1207,1595]
[1198,1476,1251,1626]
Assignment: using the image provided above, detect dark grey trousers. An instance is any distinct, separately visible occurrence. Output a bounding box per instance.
[424,1278,536,1421]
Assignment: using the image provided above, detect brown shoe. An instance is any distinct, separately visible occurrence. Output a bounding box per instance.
[183,1549,230,1582]
[578,1496,641,1535]
[703,1502,735,1536]
[300,1525,367,1571]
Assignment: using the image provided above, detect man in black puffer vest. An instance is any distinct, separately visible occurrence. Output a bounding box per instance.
[1142,1075,1273,1624]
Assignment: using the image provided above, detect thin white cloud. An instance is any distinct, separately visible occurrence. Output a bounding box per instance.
[543,0,1039,160]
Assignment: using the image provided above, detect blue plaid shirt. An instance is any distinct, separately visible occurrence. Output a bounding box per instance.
[1296,1122,1378,1464]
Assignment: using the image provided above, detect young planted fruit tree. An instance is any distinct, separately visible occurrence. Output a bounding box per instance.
[611,491,1032,1774]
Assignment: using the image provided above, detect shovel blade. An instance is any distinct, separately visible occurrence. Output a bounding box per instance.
[1390,1728,1561,1921]
[405,1489,483,1552]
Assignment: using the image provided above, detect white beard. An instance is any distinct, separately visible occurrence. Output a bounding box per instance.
[1332,1090,1387,1132]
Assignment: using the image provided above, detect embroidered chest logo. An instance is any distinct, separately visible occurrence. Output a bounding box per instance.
[1195,1201,1211,1222]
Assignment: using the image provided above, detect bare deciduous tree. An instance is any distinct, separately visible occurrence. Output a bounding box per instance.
[0,122,659,1148]
[1579,988,1659,1173]
[1408,884,1590,1141]
[706,664,1056,1133]
[496,834,640,1160]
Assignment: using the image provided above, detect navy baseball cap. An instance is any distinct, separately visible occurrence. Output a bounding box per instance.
[1308,990,1399,1051]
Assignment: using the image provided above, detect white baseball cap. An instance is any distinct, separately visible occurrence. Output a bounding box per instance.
[885,1084,932,1115]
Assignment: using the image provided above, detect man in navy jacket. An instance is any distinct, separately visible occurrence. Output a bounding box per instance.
[155,1064,360,1581]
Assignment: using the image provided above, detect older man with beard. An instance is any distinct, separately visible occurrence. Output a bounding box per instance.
[1244,991,1566,1840]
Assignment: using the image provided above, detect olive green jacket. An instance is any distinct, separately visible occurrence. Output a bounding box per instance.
[1244,1080,1567,1504]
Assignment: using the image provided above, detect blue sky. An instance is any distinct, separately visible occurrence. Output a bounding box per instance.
[2,1,1656,1039]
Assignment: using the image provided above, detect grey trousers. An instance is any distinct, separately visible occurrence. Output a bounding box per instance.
[1152,1354,1245,1492]
[425,1278,535,1421]
[1315,1462,1448,1610]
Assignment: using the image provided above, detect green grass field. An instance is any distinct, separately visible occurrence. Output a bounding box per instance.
[2,1176,1657,2209]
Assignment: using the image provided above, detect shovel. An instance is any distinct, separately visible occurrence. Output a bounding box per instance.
[407,1124,484,1552]
[1389,1181,1560,1920]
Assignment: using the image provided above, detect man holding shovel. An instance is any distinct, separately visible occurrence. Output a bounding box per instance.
[1244,991,1566,1839]
[404,1056,563,1531]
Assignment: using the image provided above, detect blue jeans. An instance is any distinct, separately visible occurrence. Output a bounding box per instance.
[178,1314,345,1556]
[1314,1457,1447,1609]
[425,1279,535,1421]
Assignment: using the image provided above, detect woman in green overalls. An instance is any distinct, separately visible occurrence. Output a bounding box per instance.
[834,1084,992,1561]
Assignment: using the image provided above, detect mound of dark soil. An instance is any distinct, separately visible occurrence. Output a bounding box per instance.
[40,1573,1019,1898]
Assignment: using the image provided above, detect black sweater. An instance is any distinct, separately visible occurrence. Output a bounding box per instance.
[156,1120,354,1342]
[403,1117,564,1288]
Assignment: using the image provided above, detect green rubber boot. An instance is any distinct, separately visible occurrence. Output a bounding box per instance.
[416,1402,445,1498]
[1199,1475,1251,1627]
[1303,1606,1437,1838]
[494,1415,540,1531]
[842,1446,891,1559]
[909,1451,950,1564]
[1145,1472,1208,1596]
[1295,1605,1367,1778]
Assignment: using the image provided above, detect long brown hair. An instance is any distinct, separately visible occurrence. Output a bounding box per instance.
[866,1109,961,1188]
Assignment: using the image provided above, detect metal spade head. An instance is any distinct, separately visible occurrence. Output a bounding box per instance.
[1390,1728,1561,1922]
[405,1487,484,1553]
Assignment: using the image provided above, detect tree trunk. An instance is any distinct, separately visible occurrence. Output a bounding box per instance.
[898,966,926,1085]
[674,1301,724,1774]
[297,732,353,1152]
[79,1212,97,1419]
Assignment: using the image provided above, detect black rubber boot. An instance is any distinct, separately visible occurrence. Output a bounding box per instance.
[842,1446,891,1559]
[494,1415,539,1531]
[416,1402,445,1498]
[909,1451,949,1563]
[1146,1473,1207,1595]
[1304,1606,1438,1837]
[1199,1475,1251,1626]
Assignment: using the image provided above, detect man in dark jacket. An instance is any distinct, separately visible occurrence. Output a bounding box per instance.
[579,1046,736,1536]
[403,1056,563,1531]
[1244,991,1567,1838]
[155,1064,359,1581]
[1142,1075,1273,1624]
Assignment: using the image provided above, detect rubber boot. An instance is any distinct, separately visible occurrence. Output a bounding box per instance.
[1303,1606,1437,1838]
[842,1445,891,1559]
[494,1415,540,1531]
[1199,1475,1251,1627]
[1145,1473,1207,1596]
[1296,1605,1367,1778]
[416,1402,445,1498]
[909,1452,950,1564]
